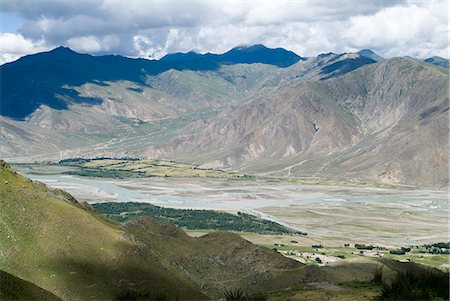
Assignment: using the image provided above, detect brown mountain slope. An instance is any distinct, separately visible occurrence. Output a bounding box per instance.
[147,58,449,187]
[0,51,377,162]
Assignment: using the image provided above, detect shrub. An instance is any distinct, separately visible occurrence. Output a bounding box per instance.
[389,247,411,255]
[372,265,384,285]
[224,288,248,301]
[379,269,449,300]
[223,289,267,301]
[390,249,406,255]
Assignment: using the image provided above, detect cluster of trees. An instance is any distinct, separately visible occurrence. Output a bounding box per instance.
[59,158,92,164]
[355,244,374,250]
[59,157,140,165]
[93,202,306,235]
[63,169,147,179]
[422,242,450,254]
[390,247,411,255]
[428,242,450,249]
[389,242,450,255]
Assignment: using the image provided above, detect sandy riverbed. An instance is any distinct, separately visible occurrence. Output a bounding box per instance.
[21,171,448,247]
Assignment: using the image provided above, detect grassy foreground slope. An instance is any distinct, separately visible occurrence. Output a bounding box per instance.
[0,270,62,301]
[0,160,206,300]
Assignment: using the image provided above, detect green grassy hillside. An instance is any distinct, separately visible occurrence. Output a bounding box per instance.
[0,270,62,301]
[0,160,206,300]
[125,217,306,297]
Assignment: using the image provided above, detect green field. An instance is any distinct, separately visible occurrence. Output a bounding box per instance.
[58,157,252,179]
[20,158,402,191]
[57,158,395,188]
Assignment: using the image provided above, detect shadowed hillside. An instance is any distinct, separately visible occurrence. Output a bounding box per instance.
[0,270,62,301]
[0,45,301,120]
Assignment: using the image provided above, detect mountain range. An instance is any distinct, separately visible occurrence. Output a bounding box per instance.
[0,45,448,187]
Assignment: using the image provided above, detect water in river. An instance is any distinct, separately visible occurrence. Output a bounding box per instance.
[23,173,448,245]
[24,173,447,212]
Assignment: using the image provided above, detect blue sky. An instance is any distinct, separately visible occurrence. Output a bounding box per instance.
[0,11,21,32]
[0,0,448,64]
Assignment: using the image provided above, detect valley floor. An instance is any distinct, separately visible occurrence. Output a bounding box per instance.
[2,162,449,300]
[14,163,448,249]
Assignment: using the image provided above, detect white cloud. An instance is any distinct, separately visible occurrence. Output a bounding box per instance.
[343,2,449,58]
[0,0,448,63]
[345,5,430,50]
[0,32,50,64]
[67,35,120,53]
[132,35,160,59]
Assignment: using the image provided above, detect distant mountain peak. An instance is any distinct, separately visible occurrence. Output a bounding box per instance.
[317,52,336,58]
[160,50,204,61]
[49,46,77,54]
[358,49,376,55]
[357,49,384,62]
[220,44,303,67]
[424,56,449,69]
[230,44,267,51]
[160,44,303,68]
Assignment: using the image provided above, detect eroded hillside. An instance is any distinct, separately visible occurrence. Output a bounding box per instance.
[148,58,449,187]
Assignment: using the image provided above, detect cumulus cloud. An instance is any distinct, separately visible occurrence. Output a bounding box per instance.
[344,3,449,58]
[0,33,50,64]
[0,0,448,64]
[67,35,120,53]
